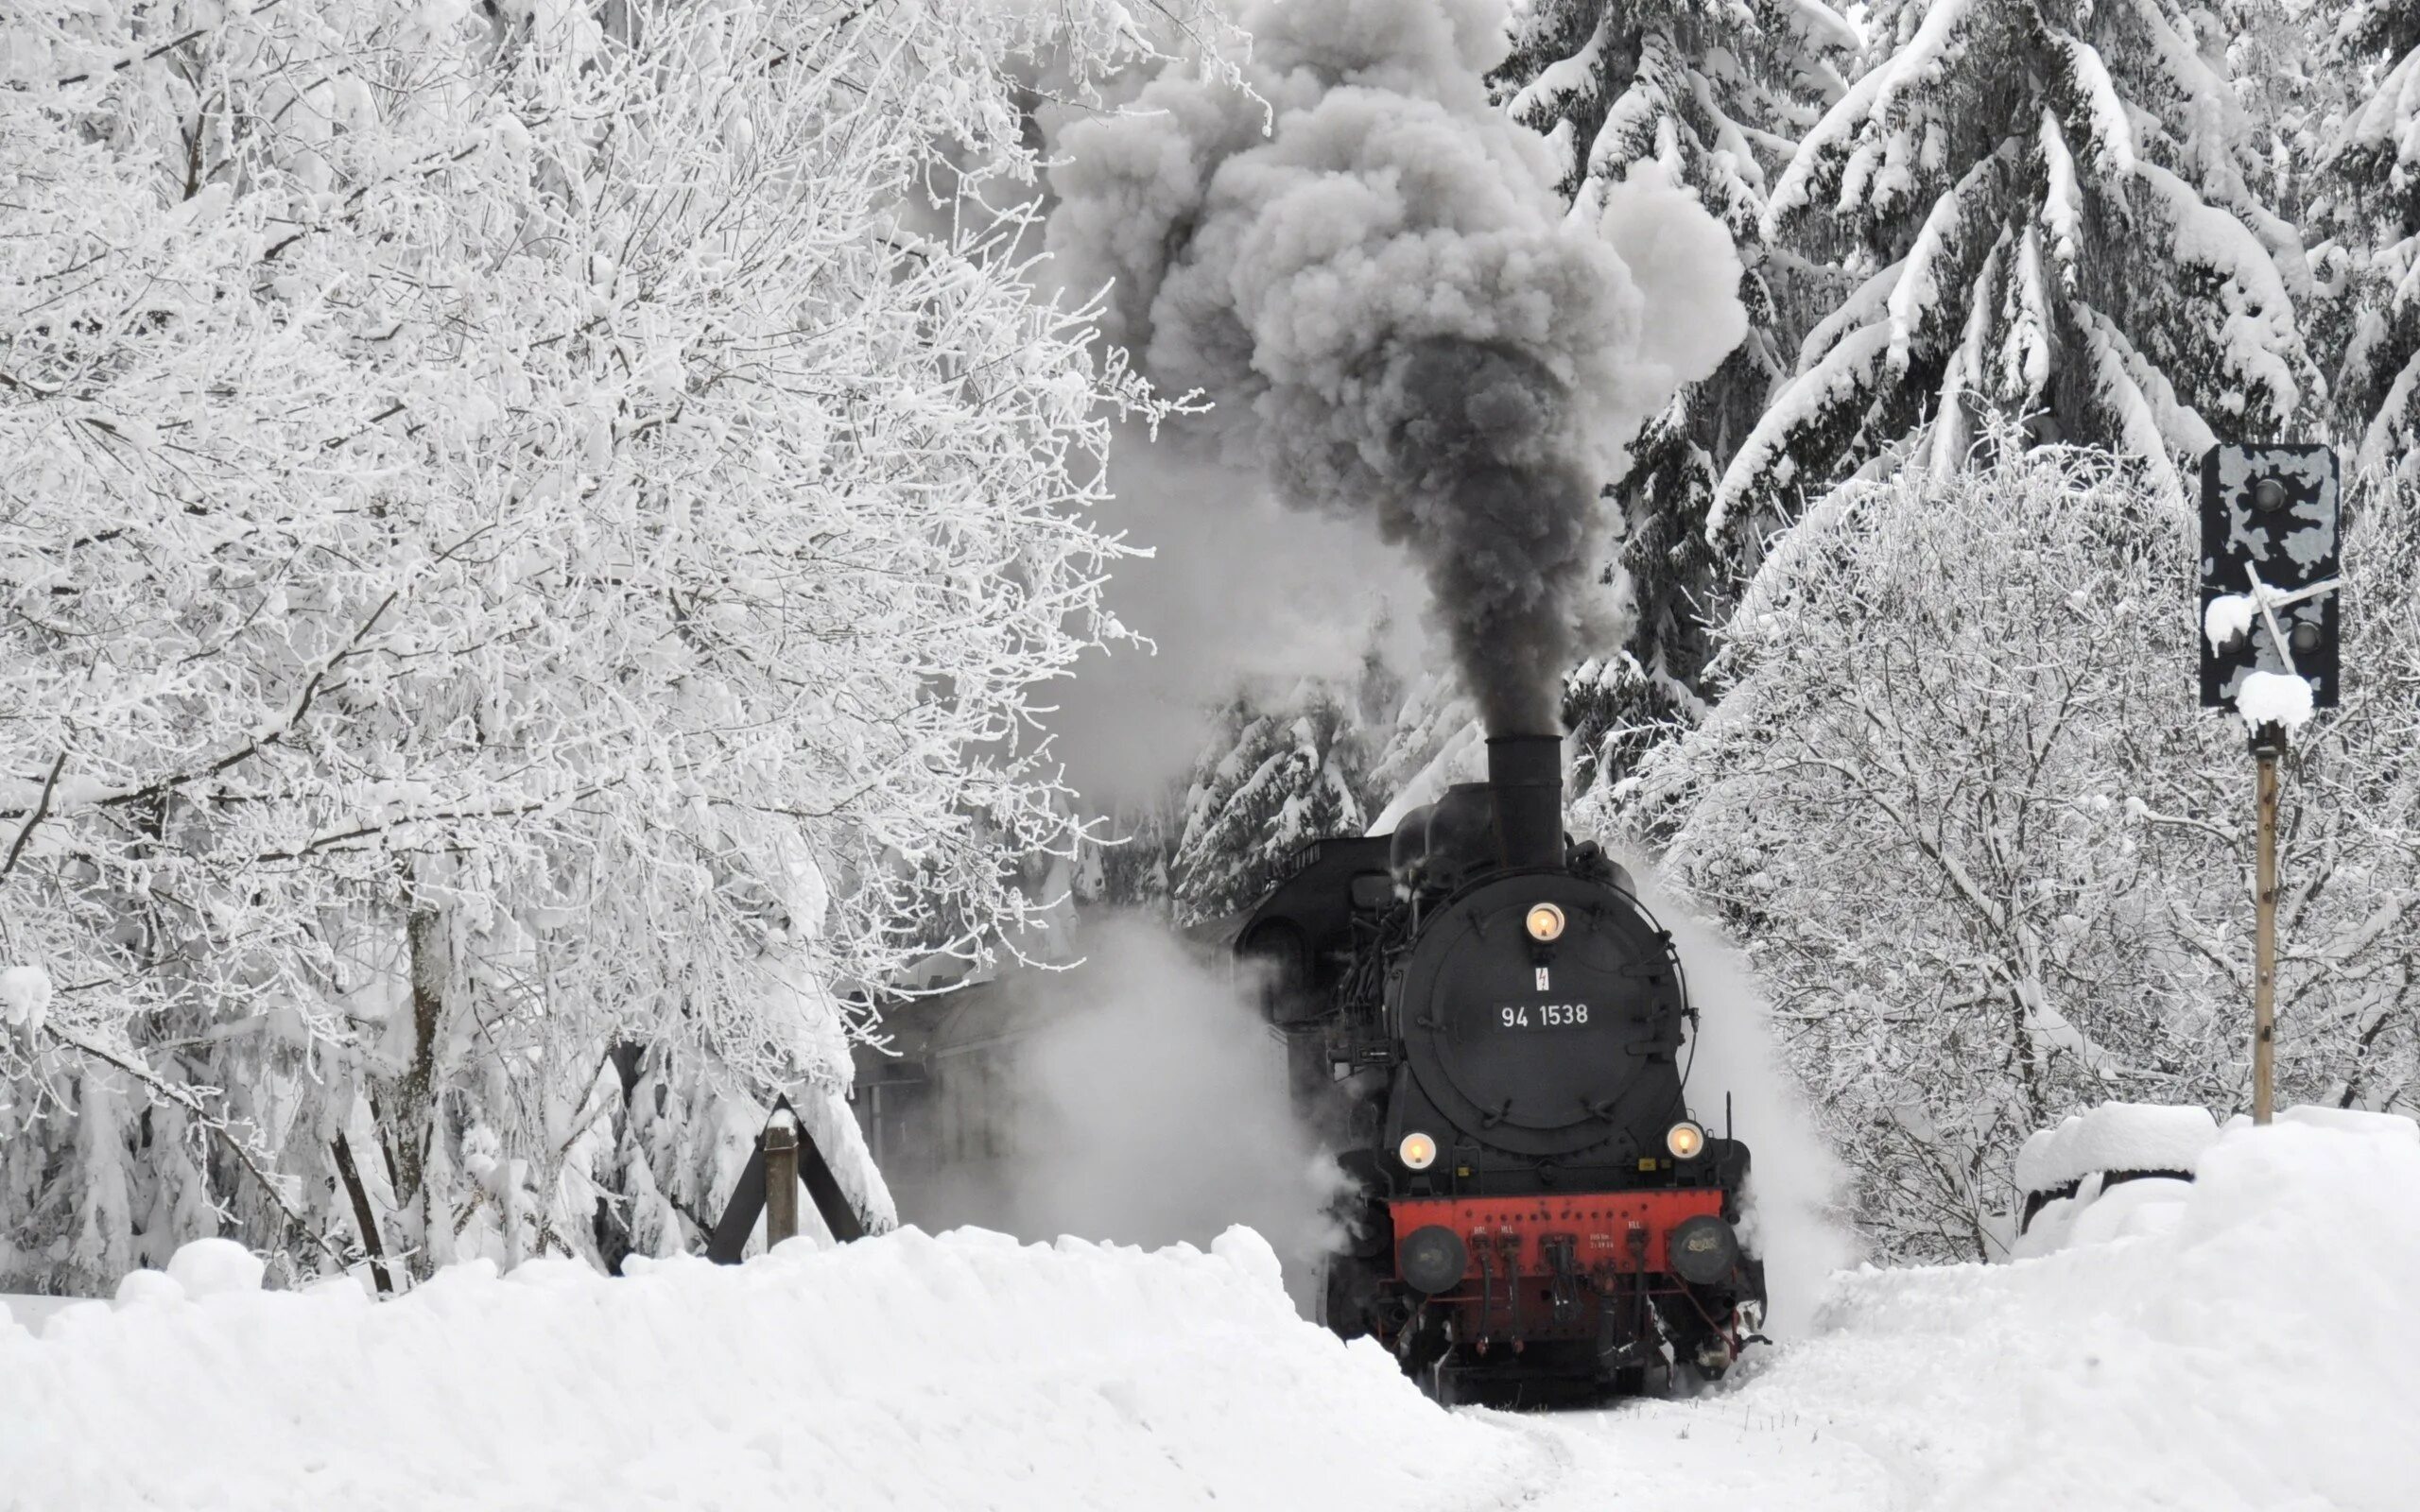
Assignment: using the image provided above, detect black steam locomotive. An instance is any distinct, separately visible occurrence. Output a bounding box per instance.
[1236,735,1766,1401]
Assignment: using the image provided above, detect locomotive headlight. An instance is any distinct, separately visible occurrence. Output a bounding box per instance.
[1666,1120,1707,1160]
[1525,902,1566,942]
[1398,1131,1439,1171]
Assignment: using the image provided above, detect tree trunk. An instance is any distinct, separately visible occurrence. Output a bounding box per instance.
[374,899,447,1280]
[331,1132,395,1296]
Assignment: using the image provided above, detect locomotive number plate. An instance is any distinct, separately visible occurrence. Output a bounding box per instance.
[1497,1003,1590,1030]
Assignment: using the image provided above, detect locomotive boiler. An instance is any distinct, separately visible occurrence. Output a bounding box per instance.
[1236,734,1767,1401]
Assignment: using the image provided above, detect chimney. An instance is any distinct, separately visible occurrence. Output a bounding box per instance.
[1487,734,1564,871]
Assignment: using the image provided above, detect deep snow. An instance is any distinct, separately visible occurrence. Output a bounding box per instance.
[0,1228,1514,1512]
[1515,1113,2420,1511]
[4,1119,2415,1511]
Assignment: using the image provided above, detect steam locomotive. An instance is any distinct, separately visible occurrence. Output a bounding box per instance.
[1236,735,1766,1401]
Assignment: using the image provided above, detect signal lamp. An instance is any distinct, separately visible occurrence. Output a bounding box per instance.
[1666,1121,1706,1160]
[2254,477,2290,514]
[1398,1131,1439,1171]
[1525,902,1566,942]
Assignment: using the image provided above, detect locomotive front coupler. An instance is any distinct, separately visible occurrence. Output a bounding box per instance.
[1593,1301,1647,1371]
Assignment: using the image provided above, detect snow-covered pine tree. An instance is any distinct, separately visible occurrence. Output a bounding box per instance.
[1080,799,1181,913]
[2329,0,2420,475]
[1720,0,2319,532]
[1493,0,1857,786]
[1133,670,1480,929]
[1169,691,1378,925]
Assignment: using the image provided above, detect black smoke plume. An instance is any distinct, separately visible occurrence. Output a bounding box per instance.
[1366,339,1597,731]
[1048,0,1746,734]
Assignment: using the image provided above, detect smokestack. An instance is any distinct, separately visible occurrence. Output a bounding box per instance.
[1487,734,1563,871]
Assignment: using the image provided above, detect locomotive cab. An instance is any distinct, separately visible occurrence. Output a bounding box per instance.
[1236,734,1768,1401]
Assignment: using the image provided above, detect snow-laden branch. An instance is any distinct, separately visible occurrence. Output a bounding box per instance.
[0,0,1244,1290]
[1599,449,2420,1259]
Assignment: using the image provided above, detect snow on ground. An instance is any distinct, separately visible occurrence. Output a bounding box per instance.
[0,1292,82,1332]
[0,1227,1521,1512]
[5,1119,2416,1511]
[1513,1115,2420,1512]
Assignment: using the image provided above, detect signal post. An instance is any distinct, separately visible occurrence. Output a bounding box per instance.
[2198,444,2341,1125]
[2252,724,2279,1125]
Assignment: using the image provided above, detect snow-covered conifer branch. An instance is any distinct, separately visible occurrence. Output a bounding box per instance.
[1731,0,2320,528]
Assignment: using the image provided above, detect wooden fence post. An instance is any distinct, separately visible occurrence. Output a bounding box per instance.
[764,1110,800,1246]
[705,1096,873,1263]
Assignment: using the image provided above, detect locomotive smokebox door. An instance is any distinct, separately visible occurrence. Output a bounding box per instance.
[2199,444,2339,712]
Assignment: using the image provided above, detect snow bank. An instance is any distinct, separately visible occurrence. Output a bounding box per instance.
[1730,1121,2420,1512]
[0,1228,1512,1512]
[2267,1104,2420,1142]
[2012,1104,2414,1259]
[10,1125,2416,1510]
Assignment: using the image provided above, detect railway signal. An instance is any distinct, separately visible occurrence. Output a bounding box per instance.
[2200,443,2339,715]
[2198,443,2342,1125]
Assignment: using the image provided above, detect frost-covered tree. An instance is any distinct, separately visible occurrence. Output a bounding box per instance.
[0,0,1228,1291]
[1494,0,1856,783]
[1720,0,2318,531]
[2328,0,2420,473]
[1601,443,2420,1262]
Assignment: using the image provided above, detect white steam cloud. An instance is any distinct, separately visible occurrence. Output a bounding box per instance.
[908,898,1852,1334]
[1048,0,1745,734]
[1044,437,1426,808]
[911,917,1342,1311]
[1627,860,1858,1336]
